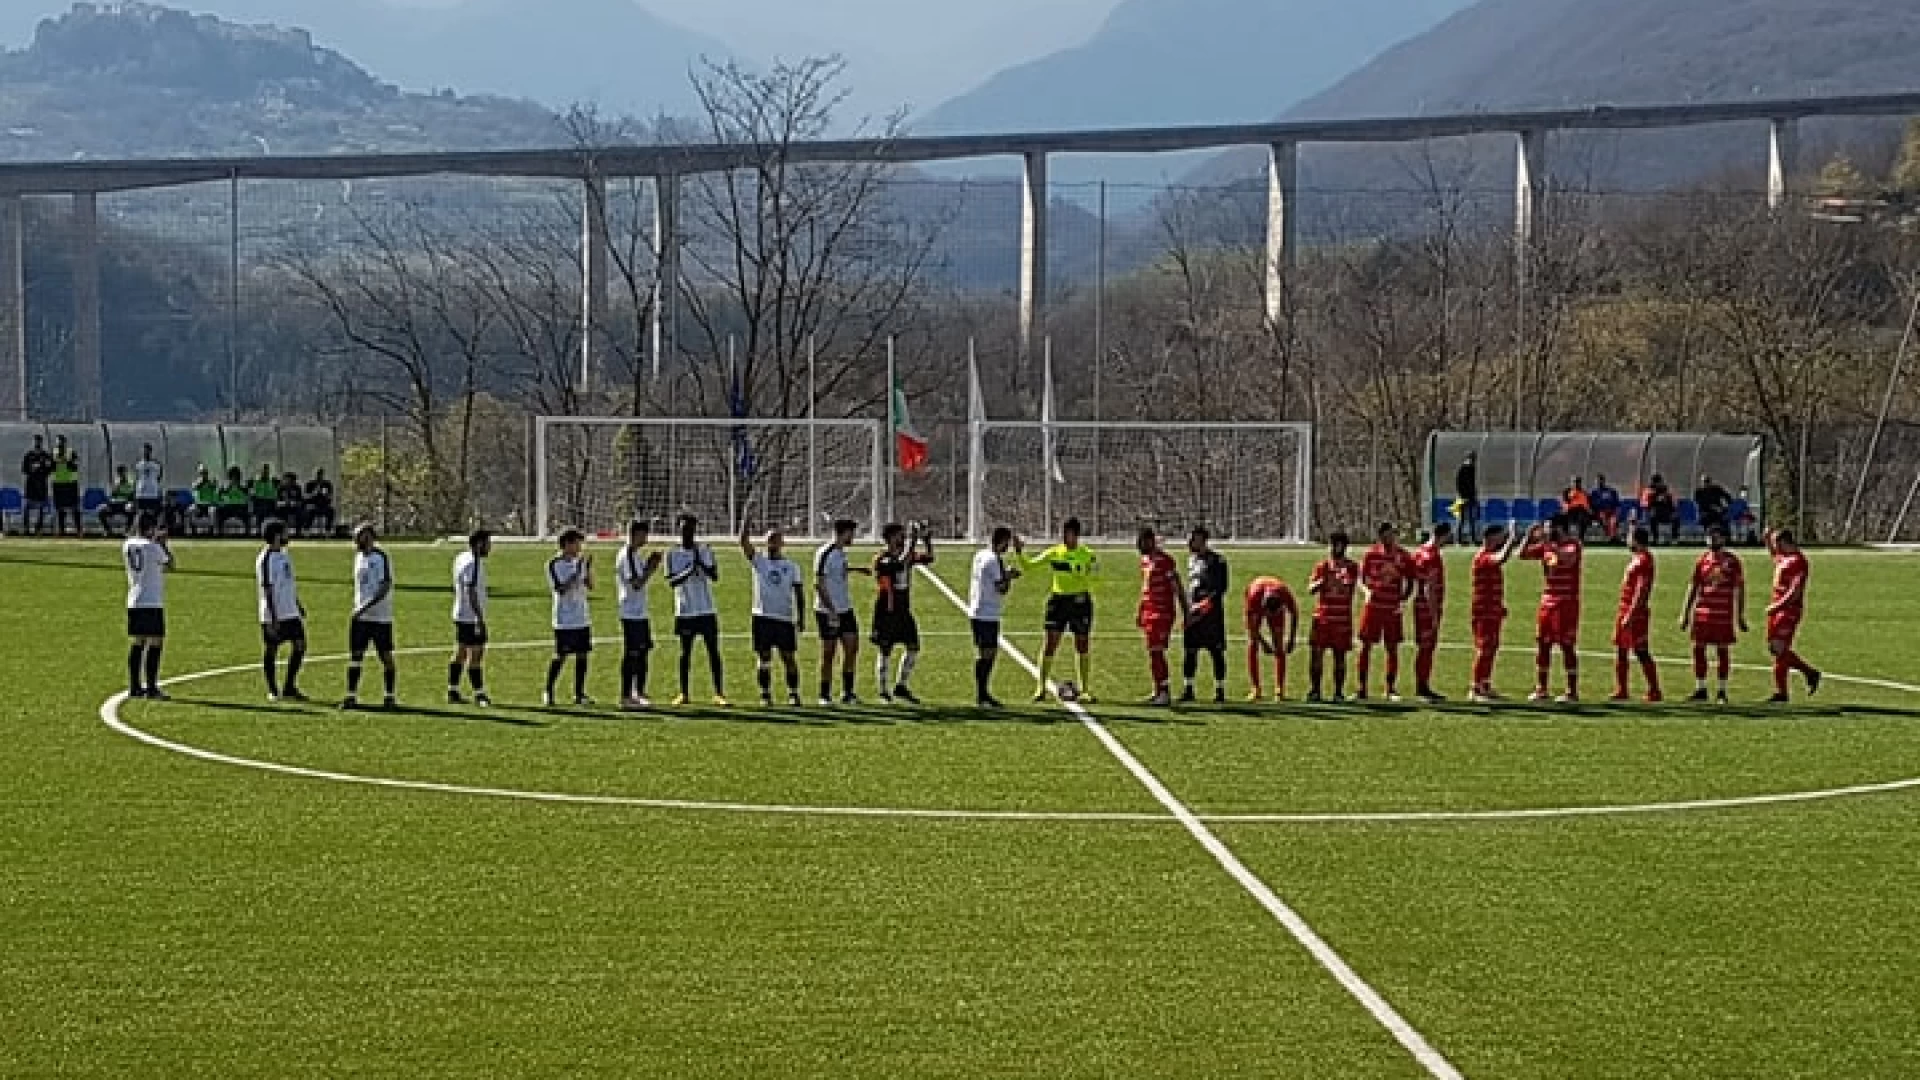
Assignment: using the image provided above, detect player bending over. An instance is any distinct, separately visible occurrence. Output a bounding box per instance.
[1356,522,1415,701]
[1181,528,1229,704]
[1520,515,1584,703]
[1244,575,1299,701]
[742,527,806,708]
[544,529,595,707]
[1467,524,1520,702]
[1681,525,1746,705]
[617,520,662,710]
[1024,518,1100,703]
[1307,532,1359,702]
[813,519,868,706]
[123,512,174,700]
[667,515,726,707]
[257,520,308,702]
[872,522,934,704]
[1136,527,1190,707]
[1765,528,1822,703]
[1611,527,1663,703]
[342,524,398,711]
[966,528,1022,708]
[1410,522,1451,702]
[449,530,493,707]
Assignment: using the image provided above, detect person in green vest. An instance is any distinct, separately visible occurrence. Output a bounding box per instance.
[218,466,251,536]
[190,465,220,536]
[250,465,279,536]
[50,434,81,537]
[99,465,136,537]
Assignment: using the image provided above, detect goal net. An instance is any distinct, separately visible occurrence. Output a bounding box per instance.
[535,417,884,539]
[968,422,1313,543]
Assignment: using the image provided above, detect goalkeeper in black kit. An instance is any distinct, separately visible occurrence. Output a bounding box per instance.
[1181,527,1230,703]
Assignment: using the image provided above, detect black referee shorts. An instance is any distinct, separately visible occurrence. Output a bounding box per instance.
[1044,594,1095,637]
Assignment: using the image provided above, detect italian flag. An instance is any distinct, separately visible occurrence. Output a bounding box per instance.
[893,371,929,474]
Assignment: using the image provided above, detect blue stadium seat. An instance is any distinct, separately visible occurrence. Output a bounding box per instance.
[169,488,193,509]
[1432,498,1453,525]
[0,487,20,527]
[1482,498,1511,523]
[1537,497,1563,520]
[1510,499,1538,525]
[1729,498,1750,522]
[1678,500,1700,534]
[82,488,108,512]
[1617,500,1642,524]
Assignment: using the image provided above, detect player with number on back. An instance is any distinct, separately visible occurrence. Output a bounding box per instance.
[1682,525,1746,705]
[1467,524,1520,703]
[1243,574,1298,702]
[872,522,935,705]
[1611,527,1663,703]
[1024,518,1099,704]
[1181,528,1229,704]
[1135,527,1189,707]
[1356,522,1415,702]
[342,524,398,711]
[617,520,662,711]
[257,520,308,703]
[448,530,493,707]
[742,526,806,708]
[123,512,173,701]
[1520,515,1584,704]
[544,529,595,708]
[813,519,867,707]
[1764,528,1822,703]
[1410,522,1451,703]
[966,527,1022,708]
[666,515,726,708]
[1307,531,1360,702]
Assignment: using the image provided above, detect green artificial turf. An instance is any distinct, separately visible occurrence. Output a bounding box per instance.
[3,537,1916,1077]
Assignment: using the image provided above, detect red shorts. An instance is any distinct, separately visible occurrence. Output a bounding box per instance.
[1471,615,1504,654]
[1139,613,1175,651]
[1612,611,1650,651]
[1536,604,1580,647]
[1691,618,1737,647]
[1310,619,1353,653]
[1358,606,1404,647]
[1414,610,1440,649]
[1767,611,1801,647]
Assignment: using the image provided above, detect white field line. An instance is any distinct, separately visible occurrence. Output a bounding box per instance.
[916,567,1464,1080]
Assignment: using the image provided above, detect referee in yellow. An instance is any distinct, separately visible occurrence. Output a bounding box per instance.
[1023,517,1100,703]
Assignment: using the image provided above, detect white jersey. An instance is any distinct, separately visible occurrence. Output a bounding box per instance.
[548,555,592,630]
[256,548,300,624]
[353,548,395,624]
[452,551,487,625]
[616,545,655,622]
[666,545,718,618]
[123,537,170,609]
[968,548,1013,621]
[813,543,853,614]
[132,459,163,500]
[751,555,803,621]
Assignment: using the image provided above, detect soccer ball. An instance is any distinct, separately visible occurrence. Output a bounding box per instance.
[1056,681,1080,703]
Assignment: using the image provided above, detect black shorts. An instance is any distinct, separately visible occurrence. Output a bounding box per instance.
[1044,594,1095,636]
[349,619,395,656]
[455,621,488,648]
[135,497,164,516]
[263,618,306,646]
[675,613,720,642]
[53,483,79,510]
[554,627,594,656]
[814,610,860,641]
[871,609,921,650]
[24,484,47,505]
[1185,611,1227,652]
[752,615,799,655]
[971,618,1002,651]
[622,618,655,652]
[126,607,166,639]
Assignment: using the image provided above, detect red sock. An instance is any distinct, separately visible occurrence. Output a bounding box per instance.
[1717,649,1731,681]
[1385,650,1400,689]
[1773,656,1789,695]
[1535,644,1552,690]
[1784,649,1811,676]
[1247,644,1262,688]
[1415,646,1435,689]
[1692,645,1708,680]
[1150,651,1169,690]
[1614,655,1630,696]
[1640,655,1662,696]
[1357,649,1371,691]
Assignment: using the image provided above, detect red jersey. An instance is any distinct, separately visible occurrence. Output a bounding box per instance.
[1139,550,1180,619]
[1410,543,1446,617]
[1360,544,1415,612]
[1618,550,1655,618]
[1310,558,1359,626]
[1521,539,1583,609]
[1470,550,1507,619]
[1771,551,1809,613]
[1245,576,1295,618]
[1691,549,1745,623]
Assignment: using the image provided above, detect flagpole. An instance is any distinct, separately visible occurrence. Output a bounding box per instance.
[728,334,738,537]
[968,338,984,542]
[807,334,818,534]
[1042,337,1054,534]
[886,336,898,526]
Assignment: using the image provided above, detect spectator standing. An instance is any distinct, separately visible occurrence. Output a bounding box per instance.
[1455,453,1480,538]
[277,472,305,533]
[132,444,165,524]
[1645,474,1679,545]
[50,434,81,537]
[1694,474,1733,538]
[21,434,53,534]
[1589,475,1622,542]
[305,470,336,536]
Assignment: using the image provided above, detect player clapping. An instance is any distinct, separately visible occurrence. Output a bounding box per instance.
[1356,522,1415,701]
[257,520,308,702]
[617,520,662,711]
[1409,523,1451,703]
[1681,525,1745,705]
[544,529,594,708]
[1306,532,1359,702]
[742,526,806,708]
[666,515,726,707]
[1467,524,1519,703]
[1519,515,1583,704]
[966,528,1021,708]
[872,521,934,704]
[1135,527,1189,707]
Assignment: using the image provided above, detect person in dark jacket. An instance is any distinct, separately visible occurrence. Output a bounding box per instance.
[1455,453,1480,538]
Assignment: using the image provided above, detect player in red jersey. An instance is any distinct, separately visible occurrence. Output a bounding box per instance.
[1356,522,1416,701]
[1764,528,1822,703]
[1611,527,1664,703]
[1243,575,1299,701]
[1135,528,1189,706]
[1467,523,1520,702]
[1409,522,1452,702]
[1307,531,1360,702]
[1680,525,1746,704]
[1519,515,1584,703]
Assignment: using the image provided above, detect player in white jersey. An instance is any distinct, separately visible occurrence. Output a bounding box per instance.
[741,526,807,708]
[132,443,165,522]
[122,511,173,700]
[812,518,869,706]
[665,514,726,706]
[448,530,492,707]
[616,519,662,711]
[256,520,308,702]
[966,528,1022,708]
[544,529,595,707]
[342,523,398,711]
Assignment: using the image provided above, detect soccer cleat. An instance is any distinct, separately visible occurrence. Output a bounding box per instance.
[1468,692,1494,705]
[1644,691,1663,704]
[1245,688,1265,703]
[145,688,171,702]
[447,690,465,705]
[1149,691,1173,708]
[1716,692,1730,706]
[894,685,921,705]
[1528,689,1551,703]
[819,696,836,708]
[1555,693,1579,705]
[1332,693,1348,704]
[541,691,556,708]
[1608,692,1632,703]
[1419,690,1446,704]
[760,692,776,708]
[266,692,280,704]
[1305,691,1324,704]
[1031,690,1049,704]
[1177,688,1197,704]
[1806,670,1823,696]
[1688,689,1710,703]
[712,696,731,708]
[1353,689,1369,702]
[1210,689,1225,705]
[1386,692,1404,704]
[977,695,1005,709]
[787,692,803,708]
[1078,692,1097,705]
[284,689,309,703]
[382,695,397,711]
[474,693,492,708]
[1768,693,1791,704]
[840,693,860,707]
[339,696,359,711]
[574,695,596,708]
[879,691,895,705]
[671,694,689,707]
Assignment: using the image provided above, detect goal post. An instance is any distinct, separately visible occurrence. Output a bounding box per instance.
[534,416,883,540]
[969,421,1314,544]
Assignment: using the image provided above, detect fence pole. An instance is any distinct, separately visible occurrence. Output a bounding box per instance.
[379,413,390,535]
[227,172,241,422]
[807,334,818,533]
[1092,181,1106,537]
[1845,284,1920,541]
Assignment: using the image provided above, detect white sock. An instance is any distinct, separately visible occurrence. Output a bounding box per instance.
[876,652,893,691]
[899,652,919,686]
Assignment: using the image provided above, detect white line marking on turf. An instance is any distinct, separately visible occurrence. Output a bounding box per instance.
[916,568,1464,1080]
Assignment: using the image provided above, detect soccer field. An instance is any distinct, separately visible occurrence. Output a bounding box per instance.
[6,537,1920,1078]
